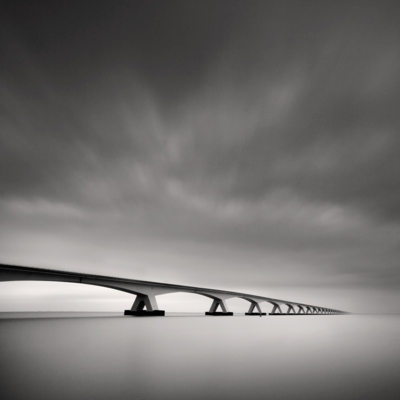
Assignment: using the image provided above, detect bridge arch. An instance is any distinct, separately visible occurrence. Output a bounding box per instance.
[0,280,135,312]
[155,292,212,313]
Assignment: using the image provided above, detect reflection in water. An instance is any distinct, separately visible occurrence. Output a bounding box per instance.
[1,314,399,400]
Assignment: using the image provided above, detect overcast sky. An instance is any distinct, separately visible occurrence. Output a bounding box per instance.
[1,1,400,313]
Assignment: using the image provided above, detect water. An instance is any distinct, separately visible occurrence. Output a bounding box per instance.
[1,313,399,400]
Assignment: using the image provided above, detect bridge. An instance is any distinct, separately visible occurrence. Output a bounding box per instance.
[0,263,347,316]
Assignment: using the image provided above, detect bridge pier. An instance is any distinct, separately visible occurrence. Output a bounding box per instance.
[269,302,284,315]
[245,300,266,316]
[205,298,233,316]
[286,304,296,314]
[124,293,165,316]
[297,305,305,314]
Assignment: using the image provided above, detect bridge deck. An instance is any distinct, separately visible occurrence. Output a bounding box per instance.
[0,263,346,314]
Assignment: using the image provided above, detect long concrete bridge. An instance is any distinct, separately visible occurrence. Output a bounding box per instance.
[0,263,347,316]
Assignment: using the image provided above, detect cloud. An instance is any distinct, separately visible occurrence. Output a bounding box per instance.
[2,1,399,222]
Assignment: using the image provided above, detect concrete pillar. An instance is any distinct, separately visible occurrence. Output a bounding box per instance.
[297,305,305,314]
[205,298,233,316]
[245,301,266,316]
[124,294,165,316]
[286,304,295,314]
[270,303,283,315]
[131,294,159,310]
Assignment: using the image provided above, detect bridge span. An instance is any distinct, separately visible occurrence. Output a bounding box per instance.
[0,263,347,316]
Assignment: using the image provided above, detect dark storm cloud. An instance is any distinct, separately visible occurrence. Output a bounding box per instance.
[2,0,400,221]
[0,0,248,206]
[164,1,400,222]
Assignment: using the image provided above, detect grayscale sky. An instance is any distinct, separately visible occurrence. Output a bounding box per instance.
[1,1,400,313]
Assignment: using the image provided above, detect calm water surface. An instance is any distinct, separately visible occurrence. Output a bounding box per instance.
[1,313,399,400]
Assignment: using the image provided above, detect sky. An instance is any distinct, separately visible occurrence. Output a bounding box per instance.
[1,1,400,313]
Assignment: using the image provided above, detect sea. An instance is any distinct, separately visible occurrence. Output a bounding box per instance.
[1,313,399,400]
